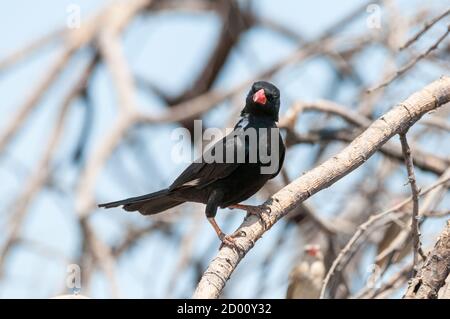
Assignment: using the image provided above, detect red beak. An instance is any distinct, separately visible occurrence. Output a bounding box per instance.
[252,89,267,105]
[305,245,320,257]
[306,248,318,257]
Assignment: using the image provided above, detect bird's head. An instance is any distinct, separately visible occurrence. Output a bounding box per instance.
[242,81,280,121]
[304,244,323,260]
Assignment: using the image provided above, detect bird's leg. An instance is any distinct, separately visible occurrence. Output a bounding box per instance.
[207,217,238,248]
[228,204,271,229]
[206,190,240,249]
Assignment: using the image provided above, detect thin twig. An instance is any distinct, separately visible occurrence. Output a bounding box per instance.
[399,132,425,273]
[400,8,450,50]
[194,76,450,299]
[369,25,450,92]
[319,170,450,298]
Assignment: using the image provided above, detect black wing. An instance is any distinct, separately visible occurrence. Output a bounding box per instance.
[169,130,247,191]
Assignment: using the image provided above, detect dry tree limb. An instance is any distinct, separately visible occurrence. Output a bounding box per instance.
[400,8,450,50]
[193,76,450,299]
[404,220,450,299]
[320,168,450,299]
[399,133,425,271]
[369,25,450,92]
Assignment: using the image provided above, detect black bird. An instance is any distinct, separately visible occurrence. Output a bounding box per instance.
[99,81,285,247]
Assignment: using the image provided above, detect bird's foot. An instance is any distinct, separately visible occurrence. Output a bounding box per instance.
[229,204,271,229]
[207,217,243,251]
[219,233,241,250]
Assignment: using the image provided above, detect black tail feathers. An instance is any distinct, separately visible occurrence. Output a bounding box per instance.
[98,189,184,215]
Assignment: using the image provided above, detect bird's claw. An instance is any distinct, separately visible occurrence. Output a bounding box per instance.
[246,206,271,230]
[229,204,271,229]
[229,204,270,229]
[219,233,241,250]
